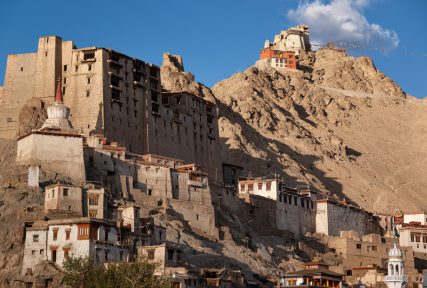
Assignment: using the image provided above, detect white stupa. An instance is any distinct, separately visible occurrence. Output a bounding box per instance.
[384,240,407,288]
[41,77,73,130]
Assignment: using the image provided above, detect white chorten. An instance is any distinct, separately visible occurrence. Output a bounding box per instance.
[384,241,407,288]
[41,77,73,130]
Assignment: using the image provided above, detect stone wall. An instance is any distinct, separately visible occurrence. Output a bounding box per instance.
[236,194,277,236]
[16,132,85,181]
[237,192,315,239]
[276,193,315,239]
[134,194,219,240]
[0,52,38,139]
[316,200,383,237]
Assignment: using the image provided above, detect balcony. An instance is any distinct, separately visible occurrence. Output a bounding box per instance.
[107,59,123,68]
[384,275,408,282]
[172,111,182,124]
[133,80,144,88]
[110,84,122,91]
[132,68,145,76]
[188,180,203,187]
[151,103,160,116]
[149,67,159,79]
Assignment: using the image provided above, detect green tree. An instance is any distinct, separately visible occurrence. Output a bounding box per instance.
[62,256,171,288]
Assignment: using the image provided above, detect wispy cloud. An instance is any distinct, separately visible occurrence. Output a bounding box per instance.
[287,0,399,50]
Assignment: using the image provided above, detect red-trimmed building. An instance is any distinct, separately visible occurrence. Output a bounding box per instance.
[259,49,297,69]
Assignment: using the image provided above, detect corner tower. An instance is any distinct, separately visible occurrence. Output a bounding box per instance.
[384,240,407,288]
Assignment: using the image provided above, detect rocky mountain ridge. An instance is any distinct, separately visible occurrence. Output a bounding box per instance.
[213,47,426,213]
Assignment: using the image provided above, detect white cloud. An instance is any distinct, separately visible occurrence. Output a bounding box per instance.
[287,0,399,50]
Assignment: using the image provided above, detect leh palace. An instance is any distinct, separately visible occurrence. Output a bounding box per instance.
[0,25,426,288]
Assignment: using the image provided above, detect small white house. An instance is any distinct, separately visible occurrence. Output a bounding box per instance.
[22,217,133,275]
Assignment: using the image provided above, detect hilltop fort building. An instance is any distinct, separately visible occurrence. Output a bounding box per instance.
[257,24,311,70]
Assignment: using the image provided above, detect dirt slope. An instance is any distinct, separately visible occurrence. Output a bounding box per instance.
[213,47,427,213]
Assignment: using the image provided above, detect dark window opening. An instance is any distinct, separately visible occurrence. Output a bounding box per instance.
[150,79,158,90]
[148,249,155,260]
[51,250,57,262]
[150,67,158,78]
[84,52,95,60]
[167,249,174,260]
[112,90,121,102]
[111,75,120,87]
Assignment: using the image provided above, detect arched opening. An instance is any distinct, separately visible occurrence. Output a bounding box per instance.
[97,225,105,241]
[390,264,394,275]
[395,264,399,275]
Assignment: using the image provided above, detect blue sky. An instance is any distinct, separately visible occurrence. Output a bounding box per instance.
[0,0,426,98]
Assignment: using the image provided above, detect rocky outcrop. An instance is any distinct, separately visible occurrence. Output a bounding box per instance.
[310,47,406,98]
[16,98,47,138]
[213,47,427,213]
[161,52,216,102]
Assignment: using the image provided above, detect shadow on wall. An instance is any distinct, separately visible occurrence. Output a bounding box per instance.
[216,100,350,203]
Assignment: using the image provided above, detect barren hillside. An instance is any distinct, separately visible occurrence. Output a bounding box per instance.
[213,47,427,213]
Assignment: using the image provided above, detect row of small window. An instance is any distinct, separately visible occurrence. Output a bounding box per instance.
[146,248,180,261]
[276,58,288,64]
[108,52,159,78]
[48,188,70,198]
[410,234,427,243]
[415,244,427,250]
[278,194,314,210]
[62,87,92,97]
[153,128,215,147]
[240,182,272,192]
[63,63,92,72]
[355,243,378,251]
[32,228,71,243]
[30,249,44,256]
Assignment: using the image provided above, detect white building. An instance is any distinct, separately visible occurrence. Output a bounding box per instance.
[22,217,134,274]
[384,241,407,288]
[264,25,311,56]
[399,223,427,253]
[403,212,427,225]
[238,178,279,200]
